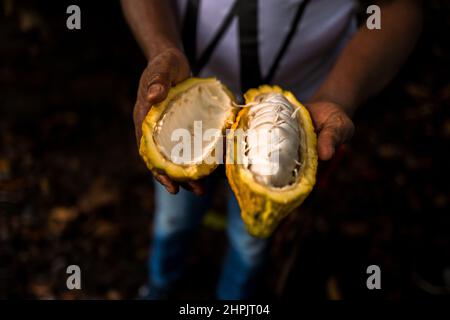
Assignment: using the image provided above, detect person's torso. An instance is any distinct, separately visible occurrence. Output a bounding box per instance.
[176,0,358,100]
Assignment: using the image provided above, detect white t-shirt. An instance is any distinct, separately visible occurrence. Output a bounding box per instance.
[176,0,358,101]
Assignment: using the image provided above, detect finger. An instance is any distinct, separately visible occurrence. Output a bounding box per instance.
[145,63,172,104]
[317,113,354,161]
[179,181,204,196]
[146,81,169,104]
[187,181,205,196]
[155,174,179,194]
[317,126,339,161]
[133,71,171,144]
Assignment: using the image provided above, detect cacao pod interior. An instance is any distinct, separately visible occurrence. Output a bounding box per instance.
[240,92,304,189]
[154,79,233,165]
[139,78,236,181]
[139,79,317,237]
[226,85,317,237]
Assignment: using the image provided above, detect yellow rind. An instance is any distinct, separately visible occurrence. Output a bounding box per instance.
[226,85,318,237]
[139,77,236,181]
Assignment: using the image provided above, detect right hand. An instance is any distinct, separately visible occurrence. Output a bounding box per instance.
[134,48,205,195]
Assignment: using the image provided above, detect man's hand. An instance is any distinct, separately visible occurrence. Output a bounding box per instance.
[303,1,422,162]
[304,1,422,162]
[134,48,189,142]
[134,48,204,195]
[306,102,354,161]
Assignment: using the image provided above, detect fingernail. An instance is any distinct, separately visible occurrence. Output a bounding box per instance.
[148,84,163,98]
[169,185,180,194]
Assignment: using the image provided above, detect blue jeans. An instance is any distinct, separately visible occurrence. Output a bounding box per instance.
[149,177,270,299]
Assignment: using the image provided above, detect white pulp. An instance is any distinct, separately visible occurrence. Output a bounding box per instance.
[245,93,303,188]
[154,81,232,165]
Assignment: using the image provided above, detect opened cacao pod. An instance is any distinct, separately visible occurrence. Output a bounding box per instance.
[139,78,317,237]
[139,78,236,181]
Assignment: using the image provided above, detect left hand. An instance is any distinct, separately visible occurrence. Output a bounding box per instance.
[305,101,354,161]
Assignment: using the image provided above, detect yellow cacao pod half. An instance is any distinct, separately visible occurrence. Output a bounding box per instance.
[139,78,236,181]
[226,85,318,237]
[139,78,317,237]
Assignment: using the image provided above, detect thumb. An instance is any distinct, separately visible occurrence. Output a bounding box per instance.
[147,83,166,103]
[317,126,338,161]
[133,70,170,145]
[145,49,192,105]
[145,71,171,105]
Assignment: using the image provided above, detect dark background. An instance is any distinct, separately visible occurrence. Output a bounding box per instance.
[1,0,449,299]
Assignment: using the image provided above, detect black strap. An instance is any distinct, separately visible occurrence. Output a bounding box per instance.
[263,0,311,83]
[194,1,240,75]
[236,0,262,91]
[183,0,240,75]
[182,0,310,89]
[182,0,200,68]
